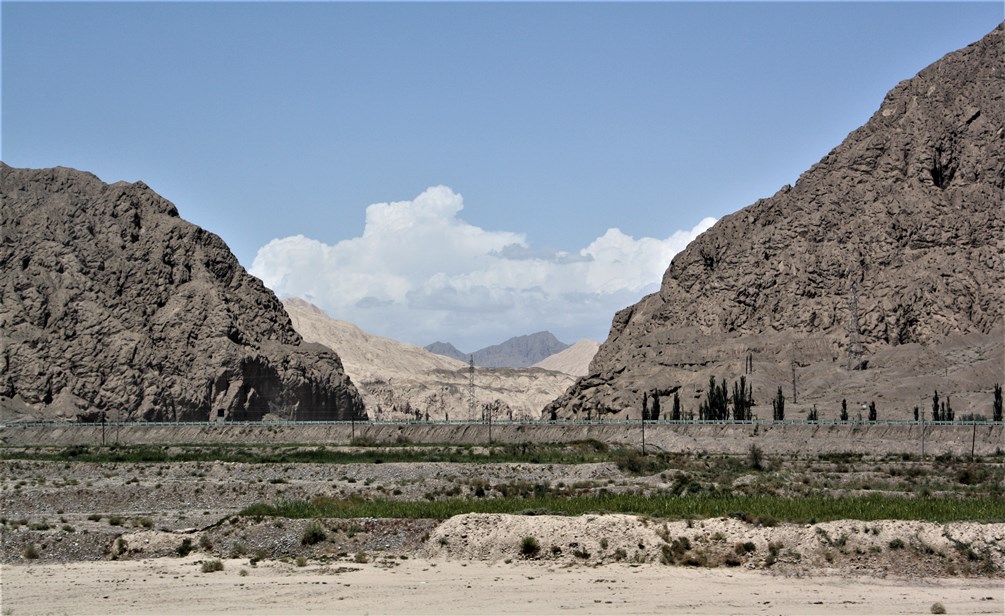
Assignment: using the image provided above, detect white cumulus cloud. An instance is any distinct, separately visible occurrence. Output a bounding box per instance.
[251,186,715,350]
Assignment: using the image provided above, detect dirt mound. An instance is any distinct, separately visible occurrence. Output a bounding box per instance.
[426,514,1005,577]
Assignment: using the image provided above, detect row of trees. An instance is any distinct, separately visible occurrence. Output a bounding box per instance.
[641,389,685,421]
[697,376,754,421]
[642,382,1001,423]
[643,381,880,423]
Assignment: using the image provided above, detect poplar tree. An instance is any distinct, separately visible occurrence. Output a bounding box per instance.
[772,386,785,421]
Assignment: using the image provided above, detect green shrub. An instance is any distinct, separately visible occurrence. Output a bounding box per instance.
[176,538,194,557]
[23,544,39,559]
[301,522,327,546]
[888,538,906,550]
[520,536,541,558]
[930,602,946,614]
[201,559,224,573]
[229,541,248,558]
[734,541,756,554]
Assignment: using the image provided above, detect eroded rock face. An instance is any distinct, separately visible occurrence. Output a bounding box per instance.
[0,165,364,422]
[546,24,1004,420]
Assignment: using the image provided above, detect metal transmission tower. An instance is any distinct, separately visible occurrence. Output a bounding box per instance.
[847,283,864,370]
[468,355,476,419]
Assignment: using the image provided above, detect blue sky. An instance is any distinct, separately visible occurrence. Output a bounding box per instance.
[3,2,1001,350]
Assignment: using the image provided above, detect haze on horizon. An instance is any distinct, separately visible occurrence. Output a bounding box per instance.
[3,2,1001,350]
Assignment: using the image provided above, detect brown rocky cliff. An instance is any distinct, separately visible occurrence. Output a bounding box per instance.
[0,165,364,421]
[547,23,1004,419]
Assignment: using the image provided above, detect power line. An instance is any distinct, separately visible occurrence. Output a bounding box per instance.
[468,355,476,420]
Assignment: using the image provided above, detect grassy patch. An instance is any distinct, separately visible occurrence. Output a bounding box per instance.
[239,494,1004,523]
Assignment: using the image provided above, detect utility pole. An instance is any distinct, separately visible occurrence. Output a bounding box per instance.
[641,410,646,456]
[921,405,926,459]
[791,359,798,405]
[468,356,475,419]
[971,423,976,461]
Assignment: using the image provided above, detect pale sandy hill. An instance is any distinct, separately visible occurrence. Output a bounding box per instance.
[283,298,466,376]
[531,339,600,376]
[283,298,575,420]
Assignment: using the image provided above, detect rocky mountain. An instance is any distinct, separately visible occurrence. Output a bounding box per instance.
[546,24,1005,421]
[531,340,600,377]
[472,332,569,368]
[426,332,570,368]
[423,341,468,363]
[0,165,364,422]
[284,298,576,421]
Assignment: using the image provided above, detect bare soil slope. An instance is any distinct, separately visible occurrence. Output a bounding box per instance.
[533,340,601,377]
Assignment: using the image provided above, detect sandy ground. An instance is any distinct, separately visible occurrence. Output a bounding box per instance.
[3,453,1002,615]
[4,512,1004,616]
[5,554,1005,610]
[3,556,1003,615]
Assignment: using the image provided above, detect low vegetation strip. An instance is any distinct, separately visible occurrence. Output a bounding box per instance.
[240,494,1005,524]
[0,441,617,465]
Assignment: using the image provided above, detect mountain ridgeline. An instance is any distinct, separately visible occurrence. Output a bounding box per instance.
[546,23,1005,420]
[426,332,569,368]
[0,165,364,422]
[283,298,578,421]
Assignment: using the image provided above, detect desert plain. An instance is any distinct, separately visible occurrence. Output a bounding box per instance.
[2,434,1003,615]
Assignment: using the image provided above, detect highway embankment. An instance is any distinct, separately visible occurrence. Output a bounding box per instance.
[2,421,1002,456]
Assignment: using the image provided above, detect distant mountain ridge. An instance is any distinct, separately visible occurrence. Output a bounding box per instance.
[424,342,467,363]
[283,298,575,420]
[425,332,570,368]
